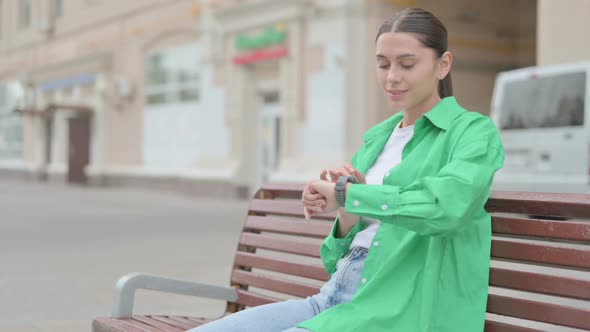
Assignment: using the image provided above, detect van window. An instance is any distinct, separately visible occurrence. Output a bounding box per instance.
[499,71,586,130]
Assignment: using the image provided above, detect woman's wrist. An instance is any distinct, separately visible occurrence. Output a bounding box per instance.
[344,182,353,202]
[336,210,360,238]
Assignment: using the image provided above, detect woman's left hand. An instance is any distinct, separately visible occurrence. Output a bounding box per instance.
[307,180,339,214]
[302,180,327,220]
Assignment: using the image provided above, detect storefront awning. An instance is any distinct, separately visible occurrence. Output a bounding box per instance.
[39,73,96,93]
[15,103,92,117]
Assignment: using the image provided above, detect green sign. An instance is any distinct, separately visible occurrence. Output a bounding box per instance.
[235,25,287,50]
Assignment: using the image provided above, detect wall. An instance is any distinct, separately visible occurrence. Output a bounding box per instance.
[538,0,590,65]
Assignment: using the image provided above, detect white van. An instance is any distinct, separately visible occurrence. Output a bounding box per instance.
[490,61,589,194]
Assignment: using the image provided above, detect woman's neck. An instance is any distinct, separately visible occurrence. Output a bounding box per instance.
[400,93,442,128]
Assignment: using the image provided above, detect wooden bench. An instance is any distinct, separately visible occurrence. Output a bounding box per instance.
[93,183,590,332]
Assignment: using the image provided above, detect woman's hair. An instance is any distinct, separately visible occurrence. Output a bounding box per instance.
[376,8,453,98]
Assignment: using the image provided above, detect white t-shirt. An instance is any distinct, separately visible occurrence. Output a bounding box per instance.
[349,121,415,249]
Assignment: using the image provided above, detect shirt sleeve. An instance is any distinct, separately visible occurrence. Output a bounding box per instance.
[343,118,505,237]
[320,219,364,274]
[318,151,364,275]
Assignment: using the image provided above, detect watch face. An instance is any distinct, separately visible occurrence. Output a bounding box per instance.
[336,176,348,187]
[339,175,357,184]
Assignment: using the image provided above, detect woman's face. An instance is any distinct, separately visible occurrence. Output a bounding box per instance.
[375,32,450,113]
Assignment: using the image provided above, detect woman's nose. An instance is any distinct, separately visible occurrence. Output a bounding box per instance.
[387,68,400,85]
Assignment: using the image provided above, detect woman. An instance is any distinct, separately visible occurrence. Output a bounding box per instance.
[189,8,504,332]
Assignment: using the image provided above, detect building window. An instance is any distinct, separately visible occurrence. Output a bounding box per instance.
[0,82,24,160]
[19,0,32,29]
[145,43,201,105]
[52,0,63,18]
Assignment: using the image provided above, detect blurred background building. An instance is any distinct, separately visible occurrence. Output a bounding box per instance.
[0,0,588,198]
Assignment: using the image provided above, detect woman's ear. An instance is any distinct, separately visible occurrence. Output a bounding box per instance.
[437,51,452,80]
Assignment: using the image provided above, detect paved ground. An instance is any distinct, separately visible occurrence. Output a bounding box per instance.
[0,180,249,332]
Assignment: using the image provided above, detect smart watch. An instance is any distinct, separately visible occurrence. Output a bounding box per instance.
[335,175,358,207]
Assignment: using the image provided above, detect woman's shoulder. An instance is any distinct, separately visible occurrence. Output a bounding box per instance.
[452,106,497,132]
[450,108,503,150]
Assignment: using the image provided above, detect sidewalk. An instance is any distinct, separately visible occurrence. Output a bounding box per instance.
[0,180,248,332]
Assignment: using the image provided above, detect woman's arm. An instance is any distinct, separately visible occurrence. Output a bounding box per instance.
[335,207,360,238]
[343,119,504,237]
[316,156,366,275]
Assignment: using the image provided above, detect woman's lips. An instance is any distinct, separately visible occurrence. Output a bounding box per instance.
[387,89,408,100]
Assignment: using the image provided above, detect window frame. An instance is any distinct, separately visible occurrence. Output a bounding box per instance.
[144,42,202,106]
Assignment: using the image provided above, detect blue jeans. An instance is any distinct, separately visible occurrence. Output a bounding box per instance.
[187,247,368,332]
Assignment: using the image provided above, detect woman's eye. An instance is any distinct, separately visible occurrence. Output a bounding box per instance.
[401,64,415,70]
[378,64,390,69]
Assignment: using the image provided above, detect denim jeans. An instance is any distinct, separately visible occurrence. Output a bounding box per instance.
[187,246,368,332]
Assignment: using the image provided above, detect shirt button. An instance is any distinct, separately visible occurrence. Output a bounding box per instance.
[353,200,360,207]
[385,172,390,177]
[381,204,388,211]
[373,241,379,247]
[361,278,368,284]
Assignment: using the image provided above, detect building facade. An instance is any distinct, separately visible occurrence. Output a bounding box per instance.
[0,0,585,197]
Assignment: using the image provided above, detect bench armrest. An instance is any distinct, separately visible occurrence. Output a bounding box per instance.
[112,272,239,318]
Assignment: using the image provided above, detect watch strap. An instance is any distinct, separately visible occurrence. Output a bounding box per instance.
[335,175,358,207]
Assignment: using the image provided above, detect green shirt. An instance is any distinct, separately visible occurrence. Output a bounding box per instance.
[298,97,505,332]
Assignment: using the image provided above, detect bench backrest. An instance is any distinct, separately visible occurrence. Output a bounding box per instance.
[227,183,590,331]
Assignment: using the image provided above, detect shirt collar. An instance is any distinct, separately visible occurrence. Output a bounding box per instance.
[422,96,464,131]
[362,112,403,142]
[362,96,464,142]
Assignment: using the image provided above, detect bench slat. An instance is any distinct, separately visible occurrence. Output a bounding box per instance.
[493,216,590,242]
[486,192,590,218]
[484,313,589,332]
[184,317,212,325]
[487,288,590,330]
[244,216,332,238]
[484,320,543,332]
[248,199,304,217]
[93,317,158,332]
[490,266,590,301]
[131,316,184,332]
[491,237,590,269]
[259,183,305,198]
[234,252,329,281]
[239,233,322,258]
[256,187,590,219]
[149,316,194,330]
[165,316,202,327]
[249,195,590,221]
[232,270,320,298]
[249,199,337,220]
[235,289,279,307]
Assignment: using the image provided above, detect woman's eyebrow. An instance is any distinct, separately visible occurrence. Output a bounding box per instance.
[376,53,416,59]
[397,53,416,59]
